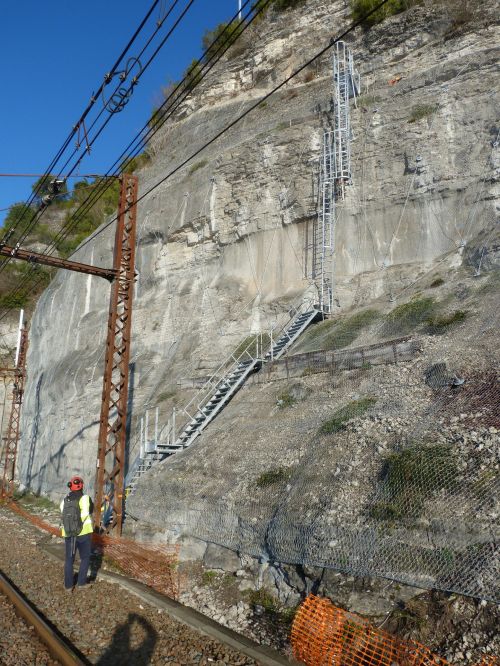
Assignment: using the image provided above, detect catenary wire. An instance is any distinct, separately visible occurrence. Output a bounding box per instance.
[0,0,196,265]
[0,0,392,321]
[24,0,260,261]
[0,0,272,322]
[44,0,262,254]
[0,0,163,246]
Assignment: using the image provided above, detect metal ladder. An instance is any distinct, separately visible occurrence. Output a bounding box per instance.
[126,304,321,493]
[308,41,360,315]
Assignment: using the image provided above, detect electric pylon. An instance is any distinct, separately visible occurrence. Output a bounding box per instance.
[0,325,28,499]
[93,174,138,534]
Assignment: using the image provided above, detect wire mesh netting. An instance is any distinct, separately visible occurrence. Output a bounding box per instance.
[291,594,499,666]
[132,263,499,603]
[128,20,499,603]
[9,0,498,611]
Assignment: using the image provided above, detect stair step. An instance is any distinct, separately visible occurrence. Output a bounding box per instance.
[128,311,319,483]
[157,443,183,451]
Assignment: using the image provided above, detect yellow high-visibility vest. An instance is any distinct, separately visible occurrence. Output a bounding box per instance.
[60,494,93,537]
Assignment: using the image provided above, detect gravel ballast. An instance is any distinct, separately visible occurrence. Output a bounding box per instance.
[0,506,261,665]
[0,588,60,666]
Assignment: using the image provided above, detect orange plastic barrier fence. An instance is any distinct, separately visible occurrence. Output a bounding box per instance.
[4,501,180,599]
[291,595,498,666]
[92,532,180,599]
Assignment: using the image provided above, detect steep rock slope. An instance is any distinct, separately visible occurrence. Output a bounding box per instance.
[17,0,499,515]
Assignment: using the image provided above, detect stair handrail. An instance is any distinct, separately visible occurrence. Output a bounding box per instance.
[124,454,142,488]
[267,295,317,347]
[124,427,144,487]
[180,341,260,423]
[131,292,318,466]
[170,294,318,438]
[125,293,320,489]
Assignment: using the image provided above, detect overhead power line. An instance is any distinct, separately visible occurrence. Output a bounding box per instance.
[0,174,113,178]
[0,0,163,244]
[0,0,266,321]
[8,0,264,264]
[43,0,263,254]
[0,0,190,260]
[0,0,392,325]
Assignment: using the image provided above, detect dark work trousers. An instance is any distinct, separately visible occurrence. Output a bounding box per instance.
[64,534,91,589]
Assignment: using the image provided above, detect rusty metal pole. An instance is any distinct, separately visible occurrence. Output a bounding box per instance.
[94,174,138,534]
[0,326,28,499]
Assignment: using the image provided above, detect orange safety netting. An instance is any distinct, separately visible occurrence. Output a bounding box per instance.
[291,595,498,666]
[4,501,180,599]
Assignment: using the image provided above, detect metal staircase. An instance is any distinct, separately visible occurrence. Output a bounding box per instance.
[126,302,321,494]
[313,131,336,314]
[159,355,261,455]
[332,41,359,195]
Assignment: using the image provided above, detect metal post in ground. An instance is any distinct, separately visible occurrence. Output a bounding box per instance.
[154,407,158,447]
[1,323,28,499]
[94,174,138,534]
[140,417,144,458]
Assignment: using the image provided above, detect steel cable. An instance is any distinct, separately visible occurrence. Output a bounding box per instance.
[0,0,392,324]
[0,0,164,248]
[0,0,271,323]
[0,0,195,264]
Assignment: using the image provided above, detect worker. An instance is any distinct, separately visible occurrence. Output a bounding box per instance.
[60,476,94,591]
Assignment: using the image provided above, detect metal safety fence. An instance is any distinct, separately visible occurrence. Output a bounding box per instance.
[131,268,500,603]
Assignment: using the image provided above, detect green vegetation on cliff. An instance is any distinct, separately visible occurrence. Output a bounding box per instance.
[0,175,124,317]
[350,0,419,27]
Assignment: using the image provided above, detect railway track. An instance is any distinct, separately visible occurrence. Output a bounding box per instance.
[0,570,87,666]
[0,506,290,665]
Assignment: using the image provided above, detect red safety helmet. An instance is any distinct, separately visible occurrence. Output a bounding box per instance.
[68,476,84,491]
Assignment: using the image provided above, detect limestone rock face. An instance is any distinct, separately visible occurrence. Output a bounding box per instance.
[16,0,499,510]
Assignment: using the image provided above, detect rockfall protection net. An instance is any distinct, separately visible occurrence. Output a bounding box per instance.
[4,502,180,599]
[131,266,500,603]
[291,595,499,666]
[127,31,499,602]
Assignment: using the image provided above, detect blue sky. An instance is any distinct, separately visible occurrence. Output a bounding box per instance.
[0,0,240,224]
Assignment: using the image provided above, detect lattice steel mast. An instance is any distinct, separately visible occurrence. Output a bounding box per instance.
[0,175,138,535]
[93,174,138,534]
[311,41,360,313]
[0,323,28,499]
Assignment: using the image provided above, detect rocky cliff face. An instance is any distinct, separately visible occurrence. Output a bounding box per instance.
[15,0,499,516]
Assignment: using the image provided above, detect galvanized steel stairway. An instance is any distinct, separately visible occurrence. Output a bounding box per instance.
[126,303,321,493]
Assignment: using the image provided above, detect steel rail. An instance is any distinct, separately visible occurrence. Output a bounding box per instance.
[0,570,87,666]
